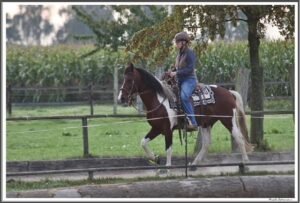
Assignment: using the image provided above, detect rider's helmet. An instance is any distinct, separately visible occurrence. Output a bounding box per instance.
[174,31,190,43]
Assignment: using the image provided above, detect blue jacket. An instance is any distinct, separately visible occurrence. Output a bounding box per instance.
[175,48,197,82]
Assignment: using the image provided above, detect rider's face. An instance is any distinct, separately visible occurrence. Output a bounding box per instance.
[175,41,184,49]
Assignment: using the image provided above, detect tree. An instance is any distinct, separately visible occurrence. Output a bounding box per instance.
[127,5,294,149]
[72,5,168,56]
[72,5,169,114]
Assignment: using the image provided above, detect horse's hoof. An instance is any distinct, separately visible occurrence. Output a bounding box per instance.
[156,169,170,175]
[189,165,198,171]
[148,155,160,165]
[188,162,197,171]
[239,163,250,173]
[242,166,250,172]
[148,160,157,165]
[155,155,161,164]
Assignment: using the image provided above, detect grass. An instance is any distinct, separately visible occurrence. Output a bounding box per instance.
[6,103,295,161]
[263,99,293,111]
[7,104,137,117]
[6,170,294,192]
[7,99,293,118]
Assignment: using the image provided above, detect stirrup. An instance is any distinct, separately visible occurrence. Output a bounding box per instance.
[186,124,198,131]
[186,118,198,131]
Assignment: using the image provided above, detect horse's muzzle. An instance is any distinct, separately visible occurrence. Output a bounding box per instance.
[118,97,129,107]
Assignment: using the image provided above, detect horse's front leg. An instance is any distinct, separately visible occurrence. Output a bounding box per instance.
[165,131,173,167]
[157,130,173,175]
[141,127,160,164]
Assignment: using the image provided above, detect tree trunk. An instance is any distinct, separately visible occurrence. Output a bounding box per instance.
[248,20,264,148]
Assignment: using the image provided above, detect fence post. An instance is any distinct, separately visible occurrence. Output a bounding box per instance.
[89,83,94,116]
[82,117,90,158]
[113,66,118,115]
[232,68,250,152]
[7,84,12,115]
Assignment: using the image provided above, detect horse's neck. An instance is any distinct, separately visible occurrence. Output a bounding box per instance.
[138,89,158,110]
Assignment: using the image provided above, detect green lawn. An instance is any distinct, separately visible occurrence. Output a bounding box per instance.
[6,104,295,161]
[7,104,137,117]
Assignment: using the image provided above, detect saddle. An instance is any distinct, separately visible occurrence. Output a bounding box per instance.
[161,72,216,134]
[168,83,216,111]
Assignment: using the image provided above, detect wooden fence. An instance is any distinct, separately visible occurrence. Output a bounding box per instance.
[7,111,294,158]
[6,81,292,115]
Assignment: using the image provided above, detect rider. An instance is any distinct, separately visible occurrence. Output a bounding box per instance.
[169,31,198,131]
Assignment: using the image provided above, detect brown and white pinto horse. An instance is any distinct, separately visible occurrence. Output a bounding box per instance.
[118,63,253,168]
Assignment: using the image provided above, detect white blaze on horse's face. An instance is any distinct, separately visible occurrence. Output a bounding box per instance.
[118,74,134,104]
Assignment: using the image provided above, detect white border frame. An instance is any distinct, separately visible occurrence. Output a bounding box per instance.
[2,1,298,202]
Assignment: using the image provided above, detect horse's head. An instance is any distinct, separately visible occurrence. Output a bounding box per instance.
[118,63,139,106]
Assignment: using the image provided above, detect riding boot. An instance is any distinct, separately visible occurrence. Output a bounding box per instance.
[186,117,198,131]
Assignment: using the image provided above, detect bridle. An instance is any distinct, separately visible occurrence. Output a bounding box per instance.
[119,78,138,106]
[120,76,167,114]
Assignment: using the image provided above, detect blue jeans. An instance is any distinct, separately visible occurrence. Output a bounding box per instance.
[179,78,197,126]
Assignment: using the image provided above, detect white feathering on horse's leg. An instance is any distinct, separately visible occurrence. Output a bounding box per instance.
[141,138,155,161]
[166,146,172,166]
[191,127,211,166]
[156,145,172,176]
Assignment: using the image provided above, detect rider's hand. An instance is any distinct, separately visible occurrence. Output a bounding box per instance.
[170,71,177,78]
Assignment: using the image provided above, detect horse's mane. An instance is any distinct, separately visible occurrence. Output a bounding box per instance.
[135,68,175,102]
[135,68,164,95]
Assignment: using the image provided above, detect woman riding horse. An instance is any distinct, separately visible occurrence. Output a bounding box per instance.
[118,32,253,170]
[169,31,198,131]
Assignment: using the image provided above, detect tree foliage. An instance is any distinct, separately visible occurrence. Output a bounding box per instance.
[72,5,168,56]
[127,5,294,68]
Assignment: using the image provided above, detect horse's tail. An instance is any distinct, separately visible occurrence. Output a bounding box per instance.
[229,90,254,153]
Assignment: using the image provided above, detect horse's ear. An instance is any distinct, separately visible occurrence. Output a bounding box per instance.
[128,62,135,72]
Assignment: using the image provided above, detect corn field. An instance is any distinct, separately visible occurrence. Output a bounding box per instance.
[6,40,294,102]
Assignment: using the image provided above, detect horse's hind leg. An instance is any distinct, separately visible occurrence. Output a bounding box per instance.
[191,127,211,166]
[141,127,160,163]
[220,109,249,162]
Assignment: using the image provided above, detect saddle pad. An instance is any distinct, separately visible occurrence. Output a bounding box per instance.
[168,85,215,110]
[192,85,215,106]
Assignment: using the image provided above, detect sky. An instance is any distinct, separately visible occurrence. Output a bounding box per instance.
[4,3,285,45]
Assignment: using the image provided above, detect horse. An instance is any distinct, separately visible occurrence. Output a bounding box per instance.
[118,63,253,169]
